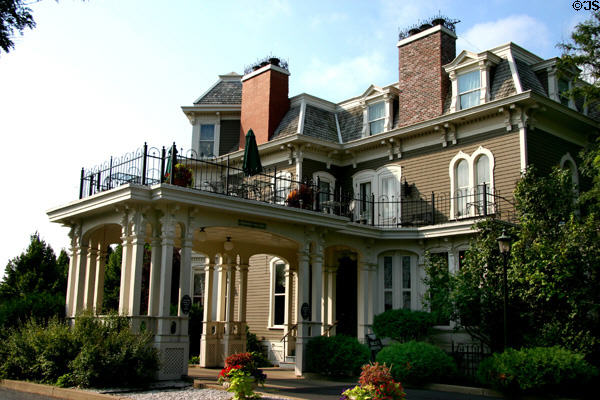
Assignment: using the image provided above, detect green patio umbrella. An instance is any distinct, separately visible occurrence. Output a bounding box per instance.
[242,129,263,176]
[164,143,178,182]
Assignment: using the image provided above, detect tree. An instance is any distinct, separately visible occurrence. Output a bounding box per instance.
[0,0,35,54]
[0,233,69,330]
[102,244,121,312]
[452,168,600,358]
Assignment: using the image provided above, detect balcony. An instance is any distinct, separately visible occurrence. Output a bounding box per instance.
[78,143,516,228]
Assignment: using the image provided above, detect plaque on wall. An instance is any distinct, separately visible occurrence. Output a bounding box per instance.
[301,302,311,320]
[180,295,192,315]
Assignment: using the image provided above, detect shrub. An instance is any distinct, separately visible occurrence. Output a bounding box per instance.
[476,346,599,395]
[376,340,457,385]
[306,335,369,376]
[246,327,271,367]
[372,309,434,342]
[0,314,159,388]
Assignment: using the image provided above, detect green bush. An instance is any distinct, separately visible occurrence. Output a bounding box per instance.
[0,314,159,388]
[376,341,457,385]
[0,291,65,332]
[372,309,434,342]
[476,346,598,395]
[306,335,369,376]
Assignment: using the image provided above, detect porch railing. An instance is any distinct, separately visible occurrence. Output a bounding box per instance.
[78,143,517,227]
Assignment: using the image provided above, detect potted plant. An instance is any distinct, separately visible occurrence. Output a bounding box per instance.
[286,184,313,209]
[340,363,405,400]
[217,352,266,390]
[164,163,193,187]
[269,57,280,66]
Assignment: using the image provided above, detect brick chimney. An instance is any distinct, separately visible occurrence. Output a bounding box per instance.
[397,23,456,127]
[240,61,290,148]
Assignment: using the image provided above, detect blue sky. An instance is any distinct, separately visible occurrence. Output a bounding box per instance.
[0,0,590,277]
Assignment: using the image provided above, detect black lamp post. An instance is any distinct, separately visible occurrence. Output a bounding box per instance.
[496,229,512,350]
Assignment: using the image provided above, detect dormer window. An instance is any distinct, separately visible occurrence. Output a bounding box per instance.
[458,70,481,109]
[368,102,385,135]
[558,78,570,107]
[199,124,216,158]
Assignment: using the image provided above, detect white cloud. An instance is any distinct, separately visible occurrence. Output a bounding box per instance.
[458,15,552,57]
[297,52,390,102]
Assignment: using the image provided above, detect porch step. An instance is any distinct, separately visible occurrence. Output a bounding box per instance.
[278,356,296,370]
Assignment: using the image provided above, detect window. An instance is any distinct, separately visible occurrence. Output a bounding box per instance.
[360,182,372,218]
[269,259,288,328]
[449,148,495,219]
[318,180,331,204]
[378,253,413,312]
[458,70,480,109]
[199,124,215,158]
[193,271,205,306]
[368,102,385,135]
[455,159,469,217]
[274,171,292,204]
[352,165,401,225]
[558,78,570,106]
[313,171,336,209]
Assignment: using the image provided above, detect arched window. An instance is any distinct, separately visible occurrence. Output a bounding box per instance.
[455,159,469,217]
[269,258,288,328]
[475,155,491,214]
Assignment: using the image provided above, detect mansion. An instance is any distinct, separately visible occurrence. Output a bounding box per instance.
[47,18,597,379]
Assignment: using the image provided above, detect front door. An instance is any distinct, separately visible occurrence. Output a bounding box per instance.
[336,255,357,337]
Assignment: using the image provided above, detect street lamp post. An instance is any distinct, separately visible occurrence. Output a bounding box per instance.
[497,229,512,350]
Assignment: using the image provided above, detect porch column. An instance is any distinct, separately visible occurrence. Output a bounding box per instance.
[357,260,371,343]
[148,233,162,316]
[223,256,237,357]
[237,259,249,323]
[283,263,294,357]
[367,262,376,329]
[310,252,323,334]
[93,243,107,313]
[199,259,216,367]
[118,214,132,315]
[178,233,193,316]
[157,216,175,335]
[84,242,98,312]
[65,228,78,318]
[216,256,228,322]
[295,249,310,376]
[326,265,337,335]
[128,215,146,316]
[73,239,88,316]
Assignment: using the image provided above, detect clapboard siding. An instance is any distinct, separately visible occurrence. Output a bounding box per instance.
[527,129,583,175]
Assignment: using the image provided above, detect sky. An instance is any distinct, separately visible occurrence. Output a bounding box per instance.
[0,0,591,278]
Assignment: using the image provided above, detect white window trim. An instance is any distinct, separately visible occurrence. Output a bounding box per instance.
[268,257,288,329]
[560,152,579,192]
[449,147,495,219]
[360,89,397,137]
[313,171,336,208]
[447,56,495,112]
[352,165,402,224]
[273,171,292,205]
[377,252,416,314]
[191,114,221,158]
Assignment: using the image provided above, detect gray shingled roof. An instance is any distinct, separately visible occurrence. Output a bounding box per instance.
[515,59,547,97]
[303,105,338,142]
[338,106,363,142]
[272,106,301,138]
[490,60,517,100]
[195,80,242,105]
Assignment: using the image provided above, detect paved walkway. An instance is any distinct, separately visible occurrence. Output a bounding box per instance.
[187,366,501,400]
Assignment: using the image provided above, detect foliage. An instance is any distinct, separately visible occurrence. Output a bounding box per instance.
[219,352,266,385]
[285,184,313,209]
[358,362,394,387]
[579,137,600,213]
[188,356,200,365]
[376,340,457,385]
[0,317,78,384]
[423,252,452,326]
[341,362,406,400]
[0,313,159,388]
[0,233,69,332]
[0,0,35,54]
[245,326,271,367]
[476,347,598,395]
[558,10,600,110]
[372,308,434,343]
[0,233,68,301]
[165,163,193,187]
[451,167,600,356]
[306,335,369,376]
[225,367,261,400]
[102,245,122,312]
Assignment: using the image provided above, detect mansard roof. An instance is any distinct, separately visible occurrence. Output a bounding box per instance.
[194,73,242,105]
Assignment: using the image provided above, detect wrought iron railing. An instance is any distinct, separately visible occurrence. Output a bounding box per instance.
[79,143,516,227]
